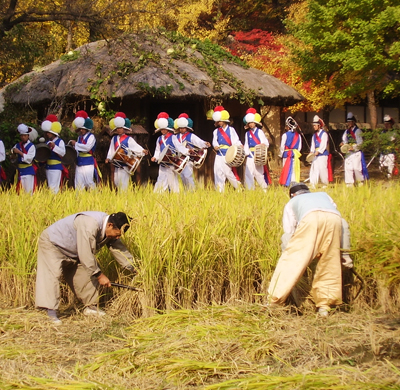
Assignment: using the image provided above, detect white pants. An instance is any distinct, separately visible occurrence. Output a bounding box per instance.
[154,164,179,193]
[114,167,130,191]
[379,154,395,175]
[75,164,95,190]
[180,162,195,190]
[46,169,62,194]
[245,157,268,190]
[19,175,35,194]
[214,154,241,192]
[344,152,364,184]
[309,155,328,186]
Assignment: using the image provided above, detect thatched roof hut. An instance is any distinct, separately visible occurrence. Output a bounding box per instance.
[1,29,303,109]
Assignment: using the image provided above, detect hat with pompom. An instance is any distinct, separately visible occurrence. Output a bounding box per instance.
[243,108,262,126]
[41,114,62,136]
[174,113,194,132]
[154,112,174,133]
[72,110,94,132]
[17,124,39,142]
[210,106,230,123]
[312,115,325,128]
[109,112,132,132]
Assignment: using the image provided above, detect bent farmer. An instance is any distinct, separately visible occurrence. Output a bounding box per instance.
[267,183,343,317]
[35,211,135,324]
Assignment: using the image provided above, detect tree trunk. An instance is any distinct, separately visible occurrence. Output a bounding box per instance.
[367,91,377,130]
[66,21,73,52]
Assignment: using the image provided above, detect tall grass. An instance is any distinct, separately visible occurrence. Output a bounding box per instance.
[0,181,399,312]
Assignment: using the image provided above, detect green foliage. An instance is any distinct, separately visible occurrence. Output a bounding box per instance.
[137,82,174,98]
[287,0,400,100]
[60,50,80,63]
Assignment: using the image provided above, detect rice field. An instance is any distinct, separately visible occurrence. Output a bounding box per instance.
[0,180,399,389]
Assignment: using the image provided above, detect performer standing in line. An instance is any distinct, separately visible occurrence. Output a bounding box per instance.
[211,106,243,192]
[175,113,210,190]
[279,117,302,187]
[106,112,148,191]
[243,108,270,190]
[151,112,190,193]
[41,115,67,194]
[340,112,369,186]
[309,115,331,188]
[70,111,100,190]
[379,115,397,179]
[12,124,38,194]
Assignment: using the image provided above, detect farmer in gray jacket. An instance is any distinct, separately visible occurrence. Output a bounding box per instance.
[35,211,135,324]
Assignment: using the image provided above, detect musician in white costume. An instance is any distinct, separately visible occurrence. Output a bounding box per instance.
[151,112,190,193]
[175,113,210,190]
[243,108,270,190]
[106,112,147,191]
[69,111,98,190]
[309,115,329,187]
[41,115,66,194]
[12,124,37,194]
[341,112,368,186]
[211,106,243,192]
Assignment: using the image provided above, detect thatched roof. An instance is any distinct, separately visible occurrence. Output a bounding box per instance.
[1,30,303,109]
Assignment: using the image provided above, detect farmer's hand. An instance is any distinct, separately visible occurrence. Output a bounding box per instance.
[97,273,111,287]
[341,255,353,268]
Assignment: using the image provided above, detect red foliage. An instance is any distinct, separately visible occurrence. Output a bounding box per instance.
[227,29,283,56]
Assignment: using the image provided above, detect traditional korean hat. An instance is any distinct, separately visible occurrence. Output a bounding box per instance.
[174,113,194,132]
[154,112,174,133]
[312,115,325,128]
[41,114,62,136]
[285,116,298,132]
[109,112,131,132]
[17,123,38,142]
[211,106,230,123]
[384,114,394,124]
[72,110,94,132]
[289,182,310,197]
[346,112,356,122]
[243,108,262,126]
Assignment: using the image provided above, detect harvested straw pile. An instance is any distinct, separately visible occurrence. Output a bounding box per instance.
[0,305,399,389]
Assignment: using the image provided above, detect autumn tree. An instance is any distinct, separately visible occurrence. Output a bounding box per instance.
[286,0,400,129]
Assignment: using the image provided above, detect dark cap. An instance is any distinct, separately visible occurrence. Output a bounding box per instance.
[109,212,131,233]
[289,182,310,197]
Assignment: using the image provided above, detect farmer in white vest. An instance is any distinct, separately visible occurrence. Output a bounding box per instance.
[35,211,136,324]
[267,183,345,317]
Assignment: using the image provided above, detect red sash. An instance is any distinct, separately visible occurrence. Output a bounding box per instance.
[114,134,129,150]
[179,132,190,143]
[218,127,232,146]
[0,167,5,181]
[314,132,321,144]
[159,132,173,146]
